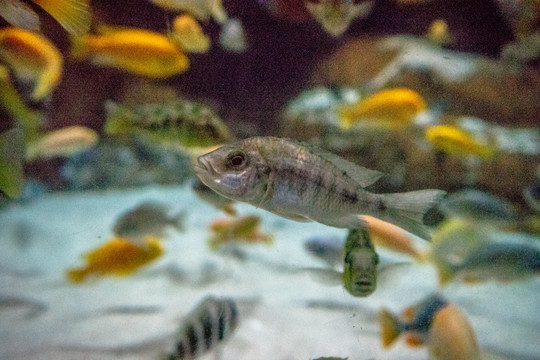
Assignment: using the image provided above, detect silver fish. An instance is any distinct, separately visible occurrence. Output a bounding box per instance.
[195,136,446,239]
[113,201,184,242]
[167,296,239,360]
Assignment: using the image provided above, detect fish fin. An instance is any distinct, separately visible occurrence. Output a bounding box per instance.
[402,306,418,323]
[0,128,25,199]
[0,0,41,31]
[32,0,91,35]
[65,268,88,283]
[303,267,343,286]
[313,148,384,188]
[169,211,185,232]
[381,189,447,240]
[405,333,425,347]
[378,308,401,348]
[70,33,91,59]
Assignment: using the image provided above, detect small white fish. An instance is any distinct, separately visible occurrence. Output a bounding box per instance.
[219,18,247,53]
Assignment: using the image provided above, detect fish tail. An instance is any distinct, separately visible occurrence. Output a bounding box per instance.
[378,308,401,348]
[169,211,186,232]
[32,0,92,35]
[70,34,92,60]
[382,189,446,240]
[434,260,457,285]
[65,268,88,283]
[32,62,62,100]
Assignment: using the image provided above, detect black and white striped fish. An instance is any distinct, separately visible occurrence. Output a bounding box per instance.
[167,296,239,360]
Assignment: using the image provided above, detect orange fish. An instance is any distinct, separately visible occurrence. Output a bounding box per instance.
[66,236,164,284]
[208,215,273,250]
[361,215,427,262]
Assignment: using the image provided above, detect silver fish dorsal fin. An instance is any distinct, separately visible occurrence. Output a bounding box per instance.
[307,145,384,188]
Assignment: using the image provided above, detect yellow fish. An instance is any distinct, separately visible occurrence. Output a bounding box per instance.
[25,126,99,160]
[149,0,228,24]
[70,26,190,78]
[0,27,63,101]
[208,215,273,250]
[306,0,375,37]
[425,125,495,159]
[66,236,164,284]
[169,15,211,53]
[338,88,427,129]
[0,0,91,35]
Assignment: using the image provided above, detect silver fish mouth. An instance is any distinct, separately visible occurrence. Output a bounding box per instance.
[195,157,216,176]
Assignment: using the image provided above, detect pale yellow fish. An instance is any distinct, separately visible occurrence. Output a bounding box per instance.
[426,19,452,46]
[0,0,91,35]
[71,26,189,78]
[170,14,211,53]
[361,215,427,262]
[338,88,427,129]
[208,215,273,250]
[425,125,495,159]
[0,27,63,100]
[149,0,228,23]
[66,236,164,284]
[25,126,98,160]
[306,0,375,37]
[428,304,480,360]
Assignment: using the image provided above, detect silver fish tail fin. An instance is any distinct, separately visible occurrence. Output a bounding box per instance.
[382,190,446,240]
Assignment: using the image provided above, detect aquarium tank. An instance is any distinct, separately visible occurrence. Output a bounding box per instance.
[1,0,539,359]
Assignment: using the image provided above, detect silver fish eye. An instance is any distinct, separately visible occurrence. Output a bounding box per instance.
[226,150,247,169]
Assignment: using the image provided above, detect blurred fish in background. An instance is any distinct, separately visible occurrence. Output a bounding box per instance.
[113,201,185,244]
[66,236,164,284]
[25,125,99,161]
[169,14,211,53]
[0,27,62,101]
[303,235,345,268]
[337,88,427,130]
[425,124,496,160]
[429,218,540,285]
[207,214,273,251]
[165,296,239,360]
[70,25,190,78]
[148,0,228,23]
[219,18,247,53]
[0,0,91,35]
[379,293,480,360]
[104,100,232,154]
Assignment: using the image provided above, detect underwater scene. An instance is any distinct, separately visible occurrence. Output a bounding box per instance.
[1,0,540,359]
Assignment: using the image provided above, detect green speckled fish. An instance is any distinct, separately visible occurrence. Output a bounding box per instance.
[104,100,232,151]
[195,136,445,239]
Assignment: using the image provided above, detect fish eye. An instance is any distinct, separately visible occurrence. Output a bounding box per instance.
[226,151,247,169]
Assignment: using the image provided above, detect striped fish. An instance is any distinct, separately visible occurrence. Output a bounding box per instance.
[168,296,239,360]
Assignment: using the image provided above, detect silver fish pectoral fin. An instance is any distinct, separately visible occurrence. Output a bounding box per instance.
[269,208,311,222]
